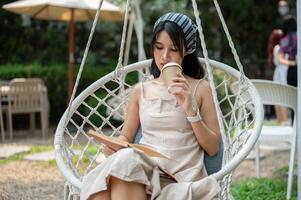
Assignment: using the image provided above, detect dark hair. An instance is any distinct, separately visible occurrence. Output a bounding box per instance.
[282,15,297,35]
[267,29,283,65]
[150,21,204,79]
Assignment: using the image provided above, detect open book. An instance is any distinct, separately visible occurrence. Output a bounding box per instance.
[88,130,177,182]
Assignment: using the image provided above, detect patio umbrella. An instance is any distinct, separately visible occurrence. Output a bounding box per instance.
[2,0,124,99]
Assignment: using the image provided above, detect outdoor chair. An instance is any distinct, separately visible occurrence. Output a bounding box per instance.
[54,59,263,200]
[251,79,297,200]
[7,78,50,139]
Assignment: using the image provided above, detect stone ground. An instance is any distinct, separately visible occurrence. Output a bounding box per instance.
[0,131,292,200]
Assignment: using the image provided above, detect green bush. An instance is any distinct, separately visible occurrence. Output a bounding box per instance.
[0,62,234,128]
[0,63,116,124]
[231,178,297,200]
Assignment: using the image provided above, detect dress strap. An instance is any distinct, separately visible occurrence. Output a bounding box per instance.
[192,79,203,98]
[192,79,203,109]
[140,81,144,100]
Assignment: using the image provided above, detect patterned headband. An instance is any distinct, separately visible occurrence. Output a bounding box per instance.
[153,12,197,54]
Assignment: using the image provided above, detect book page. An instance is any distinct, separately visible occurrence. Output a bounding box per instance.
[89,130,170,159]
[88,130,128,151]
[129,144,169,159]
[88,130,177,181]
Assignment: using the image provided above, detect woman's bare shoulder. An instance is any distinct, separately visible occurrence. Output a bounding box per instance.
[197,79,210,90]
[190,78,211,103]
[129,83,141,101]
[189,78,210,92]
[130,79,155,100]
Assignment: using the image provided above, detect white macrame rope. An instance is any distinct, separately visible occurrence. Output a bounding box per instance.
[123,13,135,66]
[211,0,252,160]
[114,0,132,78]
[191,0,226,145]
[191,2,253,196]
[213,0,246,77]
[111,0,133,122]
[62,0,104,132]
[133,0,146,61]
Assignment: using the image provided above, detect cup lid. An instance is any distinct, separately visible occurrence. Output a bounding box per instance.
[162,62,182,71]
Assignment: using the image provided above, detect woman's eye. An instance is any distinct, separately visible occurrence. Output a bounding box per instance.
[171,48,179,52]
[155,45,163,50]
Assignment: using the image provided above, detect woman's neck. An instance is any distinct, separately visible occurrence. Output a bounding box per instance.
[156,75,164,83]
[153,76,164,85]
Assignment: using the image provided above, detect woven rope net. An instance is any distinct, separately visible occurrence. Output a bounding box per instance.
[56,59,257,199]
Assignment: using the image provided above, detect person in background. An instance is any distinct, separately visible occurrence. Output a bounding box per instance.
[278,15,297,87]
[267,29,289,125]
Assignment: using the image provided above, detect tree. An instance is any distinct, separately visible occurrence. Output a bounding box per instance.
[1,0,295,79]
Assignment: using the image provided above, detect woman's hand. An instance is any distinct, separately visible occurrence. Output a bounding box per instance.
[169,72,196,116]
[289,60,297,66]
[103,145,116,157]
[102,134,130,157]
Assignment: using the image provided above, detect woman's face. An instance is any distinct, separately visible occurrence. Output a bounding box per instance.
[153,30,184,71]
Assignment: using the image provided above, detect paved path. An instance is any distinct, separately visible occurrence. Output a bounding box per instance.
[0,145,30,158]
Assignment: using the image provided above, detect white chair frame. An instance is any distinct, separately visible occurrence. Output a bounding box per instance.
[251,79,297,200]
[54,58,263,200]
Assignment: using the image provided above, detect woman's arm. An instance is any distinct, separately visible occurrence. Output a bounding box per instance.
[118,84,141,143]
[170,75,220,156]
[103,85,140,156]
[278,52,297,66]
[190,81,221,156]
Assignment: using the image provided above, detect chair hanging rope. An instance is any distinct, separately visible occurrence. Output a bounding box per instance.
[191,0,226,145]
[113,0,132,77]
[62,0,104,130]
[62,0,133,132]
[213,0,246,77]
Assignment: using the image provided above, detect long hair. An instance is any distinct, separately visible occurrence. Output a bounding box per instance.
[282,15,297,35]
[150,22,204,79]
[267,29,283,65]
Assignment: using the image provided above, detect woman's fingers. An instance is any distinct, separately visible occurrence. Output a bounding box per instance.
[172,76,186,82]
[169,82,189,91]
[103,145,116,157]
[172,77,189,87]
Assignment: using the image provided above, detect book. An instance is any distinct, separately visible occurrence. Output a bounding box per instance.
[88,129,177,182]
[88,130,169,159]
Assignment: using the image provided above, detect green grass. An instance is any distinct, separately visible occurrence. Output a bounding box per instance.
[263,119,280,126]
[231,177,297,200]
[0,144,100,167]
[0,145,54,165]
[30,145,54,153]
[37,159,57,167]
[276,164,298,178]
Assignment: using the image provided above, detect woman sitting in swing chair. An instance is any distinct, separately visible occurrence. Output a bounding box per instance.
[81,12,221,200]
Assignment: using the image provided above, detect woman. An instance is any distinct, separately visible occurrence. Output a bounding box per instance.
[278,15,297,87]
[267,29,289,125]
[81,12,221,200]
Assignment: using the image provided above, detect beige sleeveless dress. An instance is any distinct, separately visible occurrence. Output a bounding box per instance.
[80,80,220,200]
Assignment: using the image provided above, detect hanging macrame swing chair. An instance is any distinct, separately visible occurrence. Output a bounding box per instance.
[54,0,264,199]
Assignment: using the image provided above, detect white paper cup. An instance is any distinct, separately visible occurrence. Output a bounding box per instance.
[161,62,183,93]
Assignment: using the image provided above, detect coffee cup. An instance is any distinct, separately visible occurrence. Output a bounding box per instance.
[161,62,183,93]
